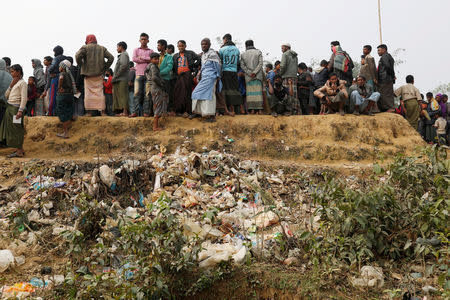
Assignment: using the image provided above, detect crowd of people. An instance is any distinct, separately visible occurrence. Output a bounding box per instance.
[0,33,449,157]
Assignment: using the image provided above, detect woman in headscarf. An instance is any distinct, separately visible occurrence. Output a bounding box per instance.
[56,60,77,138]
[31,59,46,94]
[46,46,66,116]
[75,34,114,116]
[0,64,27,157]
[424,92,441,143]
[0,59,13,126]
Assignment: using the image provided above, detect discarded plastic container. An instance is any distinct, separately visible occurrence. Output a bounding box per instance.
[0,249,15,273]
[99,165,117,190]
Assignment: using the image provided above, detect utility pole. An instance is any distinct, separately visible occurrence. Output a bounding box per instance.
[378,0,383,44]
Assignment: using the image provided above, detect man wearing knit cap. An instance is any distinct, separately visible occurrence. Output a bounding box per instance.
[279,43,300,114]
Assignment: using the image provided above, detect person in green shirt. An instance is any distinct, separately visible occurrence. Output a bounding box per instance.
[157,39,173,109]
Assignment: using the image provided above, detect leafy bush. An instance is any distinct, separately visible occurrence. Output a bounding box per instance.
[306,147,449,265]
[64,194,203,299]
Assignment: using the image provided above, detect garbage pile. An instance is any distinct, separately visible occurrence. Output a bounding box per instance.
[0,146,308,298]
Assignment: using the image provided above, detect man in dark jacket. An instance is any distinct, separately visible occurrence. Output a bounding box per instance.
[171,40,200,116]
[377,44,396,112]
[297,62,314,114]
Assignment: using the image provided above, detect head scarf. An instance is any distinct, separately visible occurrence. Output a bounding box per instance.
[85,34,97,45]
[59,59,78,95]
[31,59,43,69]
[0,59,12,101]
[53,45,64,57]
[332,45,343,54]
[429,98,440,111]
[0,59,6,72]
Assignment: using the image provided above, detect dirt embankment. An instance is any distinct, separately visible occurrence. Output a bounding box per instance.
[1,113,424,165]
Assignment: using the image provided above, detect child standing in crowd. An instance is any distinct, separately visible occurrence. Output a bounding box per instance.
[27,76,38,116]
[103,68,113,116]
[145,52,168,131]
[433,111,447,146]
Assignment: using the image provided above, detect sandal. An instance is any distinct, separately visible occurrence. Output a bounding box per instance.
[182,112,189,118]
[203,117,216,123]
[57,133,69,139]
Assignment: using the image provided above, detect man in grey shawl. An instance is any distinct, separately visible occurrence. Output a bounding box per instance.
[240,40,265,114]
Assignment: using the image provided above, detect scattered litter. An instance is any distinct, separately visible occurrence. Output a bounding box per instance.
[1,282,35,298]
[29,277,49,288]
[255,211,279,228]
[422,285,437,294]
[350,266,384,288]
[14,256,25,266]
[283,257,299,266]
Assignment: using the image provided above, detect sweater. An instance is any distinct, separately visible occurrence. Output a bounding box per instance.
[240,47,264,82]
[159,53,173,81]
[279,50,298,79]
[6,79,28,111]
[113,51,130,82]
[76,43,114,77]
[103,76,113,94]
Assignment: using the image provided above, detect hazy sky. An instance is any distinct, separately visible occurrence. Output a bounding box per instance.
[1,0,449,92]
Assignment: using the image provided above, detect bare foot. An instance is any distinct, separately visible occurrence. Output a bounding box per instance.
[153,127,163,131]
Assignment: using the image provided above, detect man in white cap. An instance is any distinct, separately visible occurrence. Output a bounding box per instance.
[280,43,300,114]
